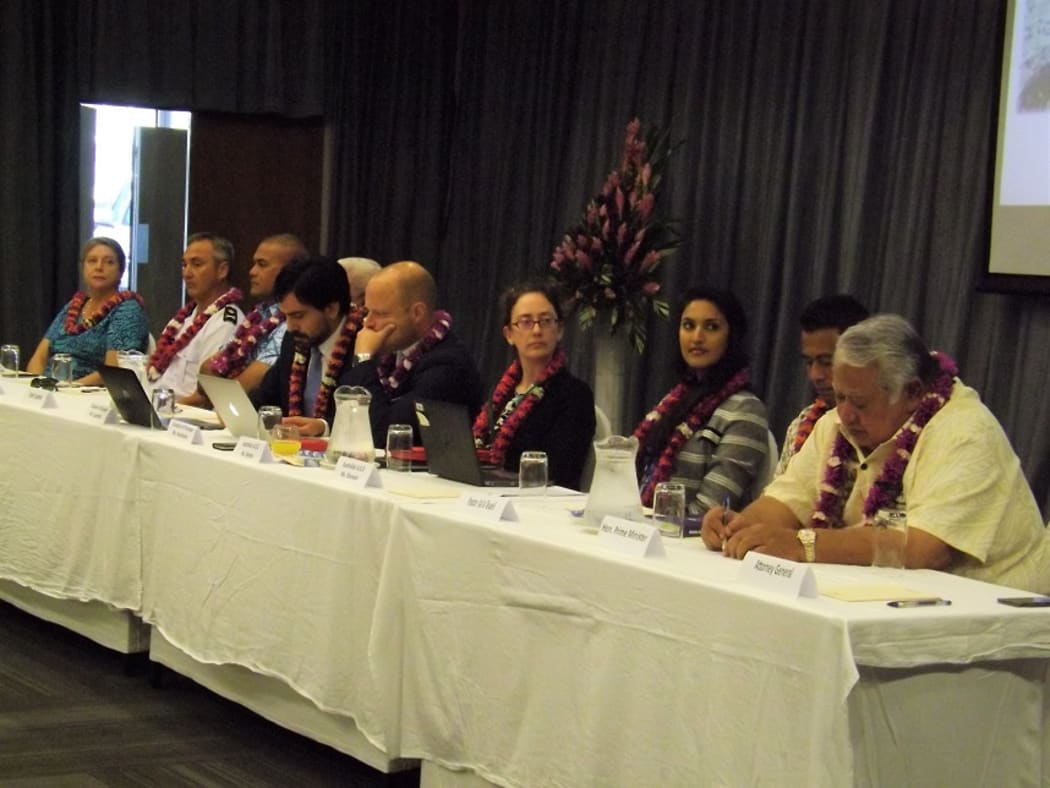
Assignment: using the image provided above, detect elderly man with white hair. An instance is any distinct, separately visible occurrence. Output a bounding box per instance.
[338,257,381,308]
[702,313,1050,593]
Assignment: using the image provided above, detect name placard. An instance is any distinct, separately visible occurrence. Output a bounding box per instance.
[737,552,817,599]
[335,456,382,488]
[87,401,118,425]
[167,419,203,445]
[25,387,57,409]
[457,492,518,522]
[596,515,665,559]
[233,436,274,464]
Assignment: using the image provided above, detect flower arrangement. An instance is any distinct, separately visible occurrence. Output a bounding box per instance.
[548,118,680,353]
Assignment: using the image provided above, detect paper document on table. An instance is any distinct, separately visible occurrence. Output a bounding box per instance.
[820,584,936,602]
[385,482,463,499]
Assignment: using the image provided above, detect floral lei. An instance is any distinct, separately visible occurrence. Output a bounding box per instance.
[633,367,751,506]
[208,302,284,378]
[147,288,243,380]
[811,352,958,529]
[286,310,364,417]
[376,311,452,395]
[472,347,567,467]
[792,397,831,454]
[63,291,143,336]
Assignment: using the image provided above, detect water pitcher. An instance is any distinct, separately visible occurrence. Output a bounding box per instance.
[325,386,375,464]
[584,434,644,528]
[117,350,150,394]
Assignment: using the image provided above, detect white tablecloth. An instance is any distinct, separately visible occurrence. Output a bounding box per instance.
[4,385,1050,785]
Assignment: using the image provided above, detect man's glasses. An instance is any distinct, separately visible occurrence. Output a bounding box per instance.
[510,315,559,331]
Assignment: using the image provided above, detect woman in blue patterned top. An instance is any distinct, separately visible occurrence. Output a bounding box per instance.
[26,237,149,385]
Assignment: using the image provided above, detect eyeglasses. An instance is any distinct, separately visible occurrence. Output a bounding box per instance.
[510,315,559,331]
[30,377,58,391]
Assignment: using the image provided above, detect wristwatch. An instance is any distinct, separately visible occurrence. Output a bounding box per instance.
[353,352,372,365]
[797,528,816,563]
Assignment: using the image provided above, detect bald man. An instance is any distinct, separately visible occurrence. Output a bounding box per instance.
[347,261,482,445]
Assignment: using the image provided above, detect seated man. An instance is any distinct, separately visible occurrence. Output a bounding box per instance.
[148,233,244,400]
[337,257,381,309]
[345,260,483,445]
[251,256,360,434]
[200,234,309,399]
[775,294,869,475]
[702,314,1050,593]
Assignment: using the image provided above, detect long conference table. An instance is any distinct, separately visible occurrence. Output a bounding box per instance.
[2,379,1050,787]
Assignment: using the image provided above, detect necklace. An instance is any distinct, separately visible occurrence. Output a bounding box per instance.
[375,311,452,395]
[792,397,831,454]
[633,367,750,506]
[811,352,958,528]
[147,288,242,380]
[286,311,363,417]
[208,301,284,377]
[472,348,567,467]
[63,291,143,336]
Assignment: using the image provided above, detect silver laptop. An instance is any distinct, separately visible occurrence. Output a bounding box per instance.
[198,374,261,438]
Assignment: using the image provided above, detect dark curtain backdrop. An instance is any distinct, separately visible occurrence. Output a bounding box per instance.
[2,0,1048,513]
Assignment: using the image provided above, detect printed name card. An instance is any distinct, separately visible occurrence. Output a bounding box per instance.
[87,401,119,425]
[233,436,274,464]
[25,387,57,409]
[737,552,817,599]
[457,492,517,522]
[167,419,204,445]
[335,456,382,489]
[596,516,666,559]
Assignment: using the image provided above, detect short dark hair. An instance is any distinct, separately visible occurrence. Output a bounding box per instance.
[800,294,870,333]
[81,237,126,275]
[274,256,350,315]
[499,282,565,327]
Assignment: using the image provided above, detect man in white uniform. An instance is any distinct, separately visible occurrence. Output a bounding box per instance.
[147,233,243,400]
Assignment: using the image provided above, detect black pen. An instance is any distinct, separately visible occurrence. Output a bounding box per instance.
[887,598,951,608]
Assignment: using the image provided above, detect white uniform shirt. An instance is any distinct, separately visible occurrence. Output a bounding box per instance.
[155,304,243,398]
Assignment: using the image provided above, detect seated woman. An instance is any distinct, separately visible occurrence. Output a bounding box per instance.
[27,237,149,385]
[634,286,769,515]
[473,283,596,489]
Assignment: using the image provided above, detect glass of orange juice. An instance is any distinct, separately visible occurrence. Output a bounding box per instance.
[270,423,302,457]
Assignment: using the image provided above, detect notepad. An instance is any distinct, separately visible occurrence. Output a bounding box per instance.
[820,584,938,602]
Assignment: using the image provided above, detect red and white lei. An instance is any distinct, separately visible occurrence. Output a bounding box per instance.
[472,347,567,467]
[208,302,284,378]
[286,311,363,418]
[792,397,831,455]
[375,311,452,395]
[63,290,143,336]
[633,367,750,506]
[147,288,242,380]
[810,352,958,528]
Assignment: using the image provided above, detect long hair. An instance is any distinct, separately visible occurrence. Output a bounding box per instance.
[641,286,751,457]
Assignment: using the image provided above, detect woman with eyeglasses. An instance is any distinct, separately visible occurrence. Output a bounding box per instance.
[26,237,148,385]
[472,283,596,489]
[634,286,770,515]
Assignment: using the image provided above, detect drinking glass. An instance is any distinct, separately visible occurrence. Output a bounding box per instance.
[151,387,176,428]
[270,424,302,457]
[51,353,74,385]
[653,481,687,538]
[518,451,548,491]
[871,509,908,569]
[257,405,283,440]
[0,344,19,377]
[385,423,414,472]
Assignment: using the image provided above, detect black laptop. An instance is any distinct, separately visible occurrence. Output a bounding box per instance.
[99,364,167,429]
[415,399,518,487]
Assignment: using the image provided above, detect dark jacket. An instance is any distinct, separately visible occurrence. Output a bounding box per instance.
[251,330,355,424]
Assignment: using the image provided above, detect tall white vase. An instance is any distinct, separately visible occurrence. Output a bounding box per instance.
[592,327,631,435]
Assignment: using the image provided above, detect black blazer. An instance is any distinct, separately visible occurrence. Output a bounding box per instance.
[250,331,355,424]
[345,330,484,446]
[485,369,596,490]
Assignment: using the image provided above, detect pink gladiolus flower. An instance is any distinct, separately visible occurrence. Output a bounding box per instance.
[625,241,640,265]
[640,250,660,272]
[641,163,651,187]
[640,193,654,222]
[604,287,617,299]
[577,234,590,250]
[634,228,646,244]
[617,223,627,245]
[615,187,625,217]
[577,251,592,271]
[643,281,660,295]
[602,218,611,239]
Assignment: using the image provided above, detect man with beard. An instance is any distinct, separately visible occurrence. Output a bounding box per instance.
[250,256,360,436]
